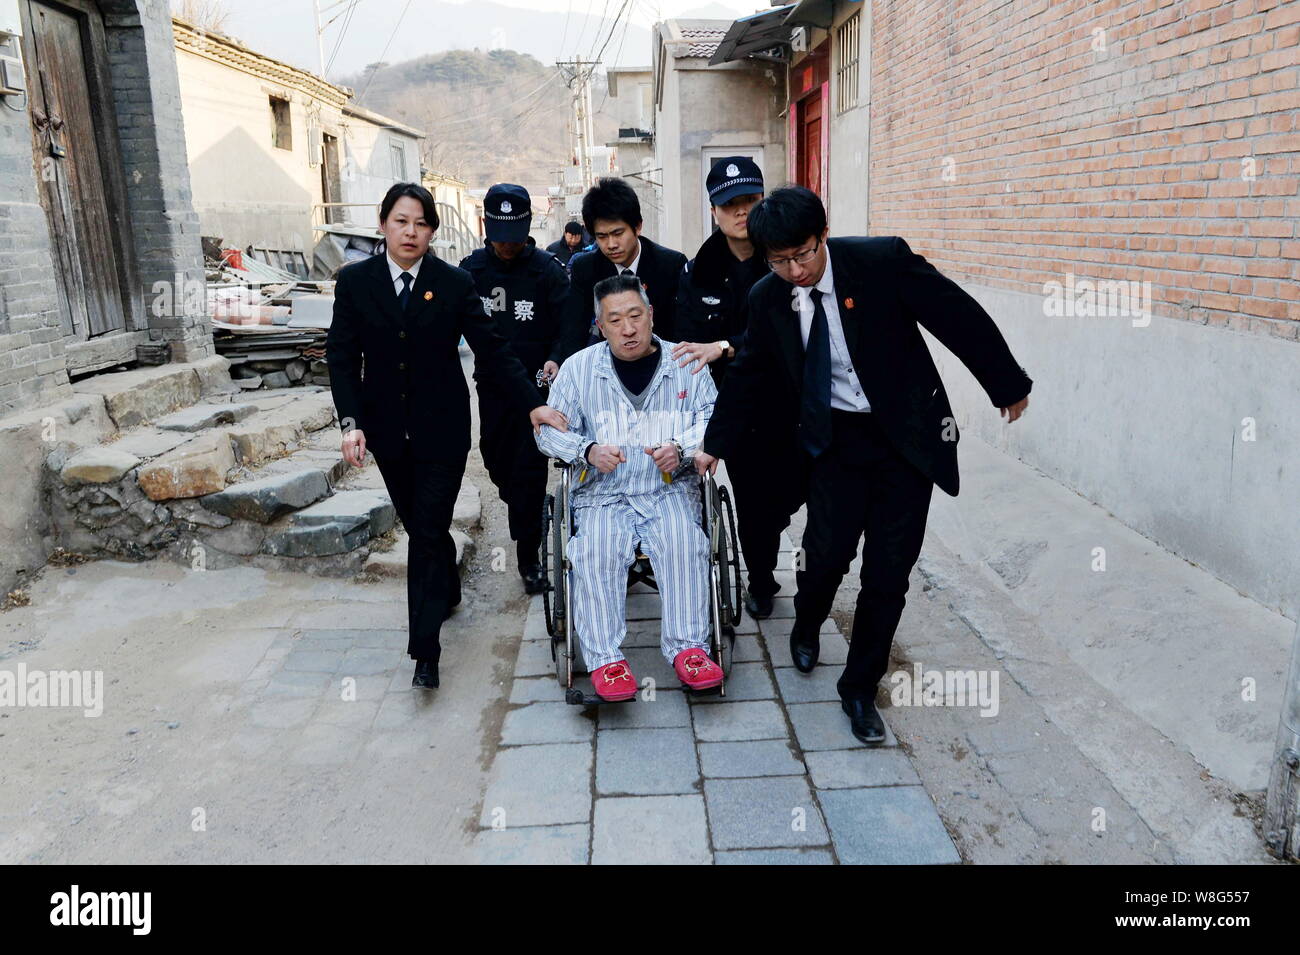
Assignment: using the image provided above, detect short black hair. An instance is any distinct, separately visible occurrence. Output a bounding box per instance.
[592,272,650,317]
[379,182,440,231]
[746,186,826,256]
[564,220,584,236]
[582,177,642,235]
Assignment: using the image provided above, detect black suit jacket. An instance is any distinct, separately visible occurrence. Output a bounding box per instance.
[556,235,688,360]
[326,251,540,461]
[702,237,1032,497]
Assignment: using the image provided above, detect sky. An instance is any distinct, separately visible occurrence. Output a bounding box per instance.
[203,0,766,77]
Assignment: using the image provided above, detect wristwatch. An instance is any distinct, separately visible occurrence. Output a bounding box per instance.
[716,339,734,359]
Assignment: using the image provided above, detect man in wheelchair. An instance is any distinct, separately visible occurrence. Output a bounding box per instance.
[535,273,723,701]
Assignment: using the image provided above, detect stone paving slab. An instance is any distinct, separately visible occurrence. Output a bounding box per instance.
[818,787,959,865]
[773,663,843,703]
[691,700,788,742]
[804,748,921,789]
[698,740,806,778]
[500,702,595,745]
[596,689,691,729]
[480,743,593,828]
[694,661,776,703]
[473,824,590,864]
[596,727,700,796]
[787,701,899,752]
[703,777,829,850]
[715,848,834,865]
[509,676,559,705]
[592,795,711,865]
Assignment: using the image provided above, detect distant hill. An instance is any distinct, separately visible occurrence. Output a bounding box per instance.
[340,49,616,194]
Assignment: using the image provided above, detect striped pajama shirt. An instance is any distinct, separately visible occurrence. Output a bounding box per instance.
[535,338,718,669]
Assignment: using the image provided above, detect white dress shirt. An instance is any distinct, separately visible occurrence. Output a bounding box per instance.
[387,252,422,296]
[794,253,871,413]
[618,241,642,277]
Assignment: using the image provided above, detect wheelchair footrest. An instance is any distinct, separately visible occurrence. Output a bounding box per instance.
[564,688,637,707]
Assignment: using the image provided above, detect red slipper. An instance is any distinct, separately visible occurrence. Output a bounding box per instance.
[673,649,724,690]
[592,660,638,701]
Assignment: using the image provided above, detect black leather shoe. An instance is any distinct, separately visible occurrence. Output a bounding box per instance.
[744,591,774,619]
[789,625,820,673]
[841,698,886,745]
[412,658,439,689]
[520,564,547,595]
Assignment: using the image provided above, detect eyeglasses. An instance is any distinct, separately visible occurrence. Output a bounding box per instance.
[766,237,821,273]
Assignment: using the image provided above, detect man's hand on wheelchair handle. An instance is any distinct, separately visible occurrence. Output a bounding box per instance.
[530,405,568,434]
[586,444,625,474]
[694,450,719,476]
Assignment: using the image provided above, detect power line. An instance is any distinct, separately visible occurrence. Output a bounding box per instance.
[357,0,413,104]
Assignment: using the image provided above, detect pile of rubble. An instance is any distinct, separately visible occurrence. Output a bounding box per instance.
[203,241,336,392]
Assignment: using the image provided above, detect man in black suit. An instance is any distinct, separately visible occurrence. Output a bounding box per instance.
[327,183,566,690]
[556,177,687,360]
[695,187,1031,745]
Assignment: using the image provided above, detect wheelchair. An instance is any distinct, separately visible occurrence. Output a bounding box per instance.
[541,457,744,706]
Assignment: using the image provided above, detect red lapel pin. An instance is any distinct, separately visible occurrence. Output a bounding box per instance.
[844,297,855,309]
[423,291,433,301]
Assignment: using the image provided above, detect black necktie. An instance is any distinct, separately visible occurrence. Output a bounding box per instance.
[801,288,833,457]
[621,268,634,276]
[397,271,413,312]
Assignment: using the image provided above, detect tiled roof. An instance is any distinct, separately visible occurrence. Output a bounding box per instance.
[680,28,726,58]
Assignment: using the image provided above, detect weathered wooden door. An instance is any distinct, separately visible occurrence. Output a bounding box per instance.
[21,0,134,342]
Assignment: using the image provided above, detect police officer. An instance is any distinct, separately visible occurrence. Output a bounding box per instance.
[671,157,806,619]
[546,220,587,270]
[460,184,570,593]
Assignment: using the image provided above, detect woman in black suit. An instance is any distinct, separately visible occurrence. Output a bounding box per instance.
[326,183,566,690]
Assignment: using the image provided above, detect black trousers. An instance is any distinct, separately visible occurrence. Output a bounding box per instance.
[372,440,469,661]
[793,410,934,702]
[727,435,807,600]
[477,388,548,565]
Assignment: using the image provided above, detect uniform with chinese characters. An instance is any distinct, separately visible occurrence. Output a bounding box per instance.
[534,337,717,670]
[459,239,569,575]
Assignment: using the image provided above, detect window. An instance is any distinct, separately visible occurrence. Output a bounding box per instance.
[270,96,292,150]
[835,13,860,115]
[391,141,407,180]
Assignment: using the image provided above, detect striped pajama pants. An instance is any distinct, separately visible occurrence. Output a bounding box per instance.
[569,489,712,671]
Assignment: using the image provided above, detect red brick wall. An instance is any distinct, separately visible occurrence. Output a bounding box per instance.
[866,0,1299,339]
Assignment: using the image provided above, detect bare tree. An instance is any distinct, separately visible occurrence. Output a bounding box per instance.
[173,0,232,33]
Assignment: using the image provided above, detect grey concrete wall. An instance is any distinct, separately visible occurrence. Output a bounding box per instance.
[827,2,871,235]
[922,281,1300,619]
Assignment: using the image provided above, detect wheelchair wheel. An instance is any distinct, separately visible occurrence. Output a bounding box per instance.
[717,484,743,627]
[542,493,559,639]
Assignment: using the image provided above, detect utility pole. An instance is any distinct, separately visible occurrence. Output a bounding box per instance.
[557,60,600,191]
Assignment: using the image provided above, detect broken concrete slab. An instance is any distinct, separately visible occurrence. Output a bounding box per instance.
[137,432,237,501]
[200,469,330,523]
[60,447,141,486]
[290,490,395,537]
[261,449,350,488]
[155,403,258,432]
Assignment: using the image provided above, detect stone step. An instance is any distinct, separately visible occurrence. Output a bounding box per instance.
[289,490,396,537]
[199,468,331,523]
[224,392,337,466]
[364,527,473,577]
[154,402,258,432]
[70,356,236,429]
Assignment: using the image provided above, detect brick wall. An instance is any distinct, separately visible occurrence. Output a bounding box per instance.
[867,0,1299,340]
[0,35,74,415]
